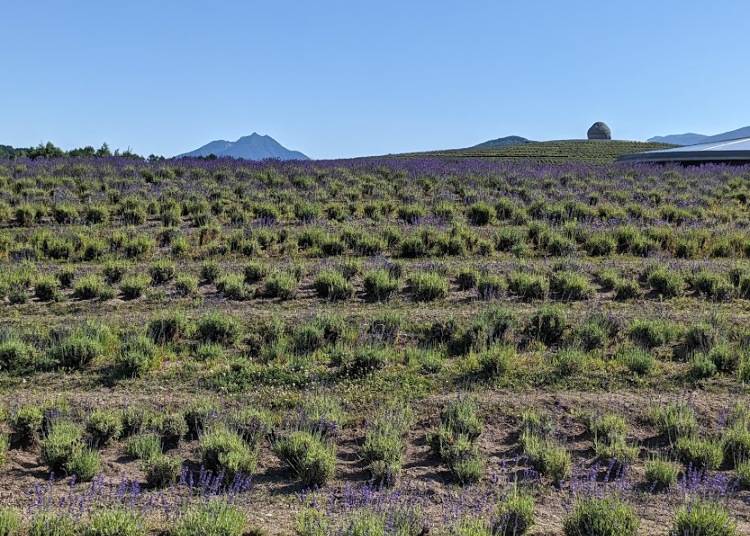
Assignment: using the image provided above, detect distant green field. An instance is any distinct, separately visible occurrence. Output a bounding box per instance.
[415,139,674,162]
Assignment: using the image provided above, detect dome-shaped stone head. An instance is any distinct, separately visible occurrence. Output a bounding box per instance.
[587,122,612,140]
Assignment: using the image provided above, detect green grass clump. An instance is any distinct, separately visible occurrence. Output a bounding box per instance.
[40,421,83,473]
[86,409,123,447]
[466,202,495,225]
[440,397,483,440]
[172,499,245,536]
[33,275,61,302]
[398,236,427,258]
[119,274,150,300]
[143,453,181,488]
[669,500,737,536]
[147,312,189,344]
[200,425,259,481]
[451,450,486,485]
[521,434,571,485]
[563,497,639,536]
[613,279,641,301]
[48,330,105,370]
[627,319,678,349]
[116,334,160,378]
[644,457,680,491]
[721,424,750,467]
[263,271,298,300]
[0,435,8,467]
[243,261,268,284]
[15,204,36,226]
[674,323,718,361]
[517,411,570,485]
[397,204,426,224]
[272,430,336,487]
[736,460,750,489]
[647,266,684,298]
[126,433,162,460]
[507,272,548,301]
[339,346,390,377]
[152,412,188,450]
[216,273,250,300]
[616,346,655,375]
[450,517,491,536]
[596,268,621,291]
[10,405,44,447]
[195,343,226,361]
[83,508,145,536]
[196,312,242,345]
[0,337,35,373]
[200,261,220,284]
[691,270,734,301]
[175,274,198,296]
[492,489,535,536]
[291,321,327,354]
[648,402,698,444]
[184,399,219,439]
[574,313,617,351]
[297,395,346,437]
[0,508,20,536]
[494,228,526,253]
[230,408,274,447]
[584,233,616,256]
[477,275,506,300]
[688,353,717,380]
[456,269,479,290]
[120,407,153,438]
[295,508,330,536]
[361,403,412,486]
[450,306,515,355]
[476,344,516,379]
[526,305,566,346]
[408,272,448,302]
[588,413,628,443]
[429,398,485,485]
[674,436,723,470]
[65,448,101,481]
[343,510,386,536]
[314,270,353,301]
[550,271,594,301]
[29,511,78,536]
[363,269,399,302]
[102,261,128,284]
[552,348,591,378]
[148,259,176,285]
[72,275,108,300]
[707,343,738,373]
[594,437,639,466]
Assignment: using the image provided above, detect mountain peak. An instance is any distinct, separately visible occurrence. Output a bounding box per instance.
[648,126,750,146]
[179,134,309,160]
[470,135,532,150]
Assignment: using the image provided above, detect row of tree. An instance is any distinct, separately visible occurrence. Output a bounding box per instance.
[0,142,147,160]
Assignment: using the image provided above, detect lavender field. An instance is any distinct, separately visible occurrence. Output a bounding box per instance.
[1,154,749,534]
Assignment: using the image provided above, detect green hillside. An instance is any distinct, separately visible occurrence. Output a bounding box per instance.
[414,139,674,162]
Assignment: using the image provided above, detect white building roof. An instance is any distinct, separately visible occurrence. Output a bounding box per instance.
[619,137,750,163]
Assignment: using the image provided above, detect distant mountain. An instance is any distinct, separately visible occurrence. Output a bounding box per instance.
[649,126,750,146]
[470,135,532,150]
[648,133,708,146]
[179,133,309,160]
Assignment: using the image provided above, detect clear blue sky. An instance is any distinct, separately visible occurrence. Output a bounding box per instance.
[2,1,749,159]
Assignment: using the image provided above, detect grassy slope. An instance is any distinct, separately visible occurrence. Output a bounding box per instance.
[408,139,674,162]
